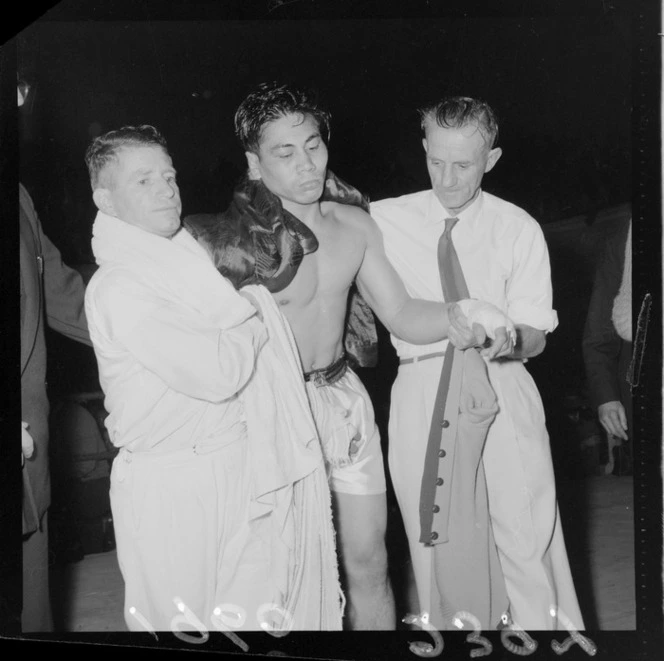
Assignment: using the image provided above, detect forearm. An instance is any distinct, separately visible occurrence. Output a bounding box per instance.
[384,299,452,345]
[121,312,267,402]
[508,324,546,359]
[582,337,622,408]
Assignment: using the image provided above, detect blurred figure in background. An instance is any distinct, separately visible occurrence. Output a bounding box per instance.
[583,216,633,476]
[19,74,92,631]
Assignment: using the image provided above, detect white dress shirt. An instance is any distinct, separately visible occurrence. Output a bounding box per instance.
[371,189,558,360]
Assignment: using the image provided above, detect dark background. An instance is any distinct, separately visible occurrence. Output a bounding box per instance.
[17,11,631,251]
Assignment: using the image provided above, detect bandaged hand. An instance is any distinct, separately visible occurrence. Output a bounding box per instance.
[447,303,484,350]
[454,299,517,359]
[22,421,34,466]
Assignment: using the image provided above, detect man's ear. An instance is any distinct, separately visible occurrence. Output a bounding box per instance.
[245,151,261,180]
[485,147,502,173]
[92,188,115,216]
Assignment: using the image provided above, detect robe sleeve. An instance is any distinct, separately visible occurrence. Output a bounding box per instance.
[89,269,267,402]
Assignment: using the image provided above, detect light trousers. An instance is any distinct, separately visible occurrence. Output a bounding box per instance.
[389,357,584,631]
[110,438,275,632]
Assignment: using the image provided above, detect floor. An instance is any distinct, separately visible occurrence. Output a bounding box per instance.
[49,474,635,632]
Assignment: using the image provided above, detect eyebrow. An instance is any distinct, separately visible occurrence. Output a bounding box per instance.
[130,166,177,177]
[269,133,321,152]
[427,156,472,165]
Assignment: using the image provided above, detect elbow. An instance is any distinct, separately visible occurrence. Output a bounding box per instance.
[188,358,257,403]
[515,326,546,359]
[212,364,256,402]
[529,333,547,358]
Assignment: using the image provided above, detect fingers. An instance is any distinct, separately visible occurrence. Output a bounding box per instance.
[349,433,361,460]
[481,326,514,360]
[472,323,488,348]
[447,304,476,350]
[617,405,628,433]
[599,412,628,441]
[22,424,34,460]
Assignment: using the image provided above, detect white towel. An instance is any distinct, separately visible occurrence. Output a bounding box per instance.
[239,285,344,631]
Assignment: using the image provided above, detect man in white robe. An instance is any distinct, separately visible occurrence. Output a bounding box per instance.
[84,124,342,632]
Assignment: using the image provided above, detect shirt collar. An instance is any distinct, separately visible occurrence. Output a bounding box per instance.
[425,189,485,227]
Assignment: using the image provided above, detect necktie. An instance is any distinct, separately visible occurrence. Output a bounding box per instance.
[438,217,469,302]
[418,217,470,543]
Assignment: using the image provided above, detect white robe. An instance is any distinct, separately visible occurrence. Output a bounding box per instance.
[86,212,343,631]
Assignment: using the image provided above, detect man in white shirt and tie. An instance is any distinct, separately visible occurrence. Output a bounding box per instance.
[371,96,584,631]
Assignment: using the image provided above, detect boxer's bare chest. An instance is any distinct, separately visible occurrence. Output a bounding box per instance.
[274,209,365,310]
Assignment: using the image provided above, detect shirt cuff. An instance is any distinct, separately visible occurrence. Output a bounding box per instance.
[507,302,559,333]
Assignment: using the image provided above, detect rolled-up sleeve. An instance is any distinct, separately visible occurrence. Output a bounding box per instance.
[91,271,267,402]
[506,222,559,333]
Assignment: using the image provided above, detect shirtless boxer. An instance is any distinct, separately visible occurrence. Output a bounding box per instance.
[186,82,514,629]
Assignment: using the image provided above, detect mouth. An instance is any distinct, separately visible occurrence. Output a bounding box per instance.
[300,179,323,189]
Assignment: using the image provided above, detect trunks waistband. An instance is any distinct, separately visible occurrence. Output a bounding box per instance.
[304,354,348,387]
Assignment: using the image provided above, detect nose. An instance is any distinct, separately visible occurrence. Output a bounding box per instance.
[441,165,456,188]
[157,177,177,198]
[296,150,316,172]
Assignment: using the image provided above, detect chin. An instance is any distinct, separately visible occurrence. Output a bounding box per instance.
[440,196,467,212]
[160,220,182,237]
[296,189,323,205]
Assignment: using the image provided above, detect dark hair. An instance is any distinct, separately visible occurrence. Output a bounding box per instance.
[84,124,169,189]
[418,96,499,149]
[234,81,331,153]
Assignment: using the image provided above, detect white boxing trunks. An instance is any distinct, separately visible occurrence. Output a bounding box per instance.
[304,356,386,496]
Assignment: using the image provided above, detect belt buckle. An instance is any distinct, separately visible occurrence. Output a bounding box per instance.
[313,372,327,388]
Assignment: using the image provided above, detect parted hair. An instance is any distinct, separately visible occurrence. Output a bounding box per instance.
[234,81,331,153]
[85,124,169,189]
[418,96,499,149]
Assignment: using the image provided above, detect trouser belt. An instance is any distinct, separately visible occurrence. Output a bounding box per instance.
[304,354,348,387]
[399,350,447,365]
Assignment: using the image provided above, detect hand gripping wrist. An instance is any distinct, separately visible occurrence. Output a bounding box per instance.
[457,299,517,344]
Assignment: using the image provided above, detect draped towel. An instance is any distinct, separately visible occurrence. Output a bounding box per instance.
[239,285,344,630]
